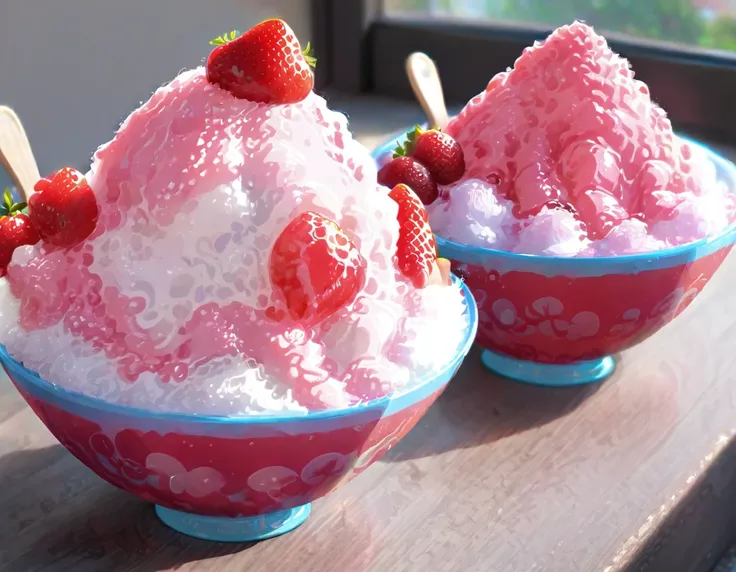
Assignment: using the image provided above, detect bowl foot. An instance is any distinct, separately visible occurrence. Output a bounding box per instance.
[155,503,311,542]
[481,349,615,386]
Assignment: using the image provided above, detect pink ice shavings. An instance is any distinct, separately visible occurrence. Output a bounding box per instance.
[2,67,468,415]
[430,21,735,256]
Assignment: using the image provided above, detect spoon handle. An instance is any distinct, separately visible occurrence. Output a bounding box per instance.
[0,106,40,202]
[405,52,449,131]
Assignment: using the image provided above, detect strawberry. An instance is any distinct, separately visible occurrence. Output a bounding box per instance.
[206,20,317,104]
[388,184,438,288]
[377,156,438,205]
[29,167,99,248]
[395,125,465,186]
[270,211,365,324]
[0,188,40,276]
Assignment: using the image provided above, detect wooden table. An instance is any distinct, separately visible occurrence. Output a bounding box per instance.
[2,95,736,572]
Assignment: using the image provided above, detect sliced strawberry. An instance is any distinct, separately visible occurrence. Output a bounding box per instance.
[398,126,465,185]
[378,156,438,205]
[206,20,316,104]
[28,167,99,248]
[0,189,40,276]
[270,211,365,324]
[388,184,438,288]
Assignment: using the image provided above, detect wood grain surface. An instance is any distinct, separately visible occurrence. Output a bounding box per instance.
[1,95,736,572]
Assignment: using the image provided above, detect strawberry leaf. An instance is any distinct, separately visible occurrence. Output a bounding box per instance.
[3,189,13,213]
[393,125,425,158]
[10,201,27,214]
[302,42,317,68]
[209,30,239,46]
[0,188,28,217]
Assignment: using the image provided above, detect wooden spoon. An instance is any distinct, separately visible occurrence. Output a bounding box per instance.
[0,106,40,202]
[405,52,449,131]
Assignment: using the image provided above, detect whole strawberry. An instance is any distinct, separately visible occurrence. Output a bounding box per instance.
[29,167,99,248]
[0,188,40,276]
[270,211,365,324]
[388,184,438,288]
[378,156,438,205]
[398,125,465,185]
[206,20,317,104]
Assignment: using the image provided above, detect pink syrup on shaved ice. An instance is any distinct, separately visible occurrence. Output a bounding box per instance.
[0,66,469,416]
[427,21,736,256]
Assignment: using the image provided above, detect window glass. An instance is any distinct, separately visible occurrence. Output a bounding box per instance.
[382,0,736,53]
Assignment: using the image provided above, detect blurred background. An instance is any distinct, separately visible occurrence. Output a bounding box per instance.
[385,0,736,52]
[0,0,311,181]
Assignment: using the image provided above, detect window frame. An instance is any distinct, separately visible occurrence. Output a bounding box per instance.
[312,0,736,141]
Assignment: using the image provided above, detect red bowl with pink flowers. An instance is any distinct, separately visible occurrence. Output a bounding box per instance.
[0,279,477,542]
[373,134,736,386]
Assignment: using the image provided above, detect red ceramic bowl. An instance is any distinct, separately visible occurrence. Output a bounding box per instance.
[0,279,477,542]
[373,133,736,386]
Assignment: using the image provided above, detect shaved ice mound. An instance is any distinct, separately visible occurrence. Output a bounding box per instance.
[427,21,736,256]
[0,67,469,416]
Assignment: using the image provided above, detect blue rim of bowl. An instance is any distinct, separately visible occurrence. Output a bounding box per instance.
[0,277,478,425]
[372,127,736,276]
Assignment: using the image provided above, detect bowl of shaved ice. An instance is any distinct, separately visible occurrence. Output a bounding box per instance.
[0,19,478,542]
[373,21,736,386]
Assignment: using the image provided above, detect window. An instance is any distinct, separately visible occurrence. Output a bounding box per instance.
[312,0,736,140]
[383,0,736,53]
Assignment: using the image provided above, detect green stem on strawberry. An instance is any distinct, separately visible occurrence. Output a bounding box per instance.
[302,42,317,68]
[208,25,317,68]
[393,125,426,158]
[1,188,27,217]
[206,19,316,104]
[388,125,466,187]
[209,30,240,46]
[0,187,39,276]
